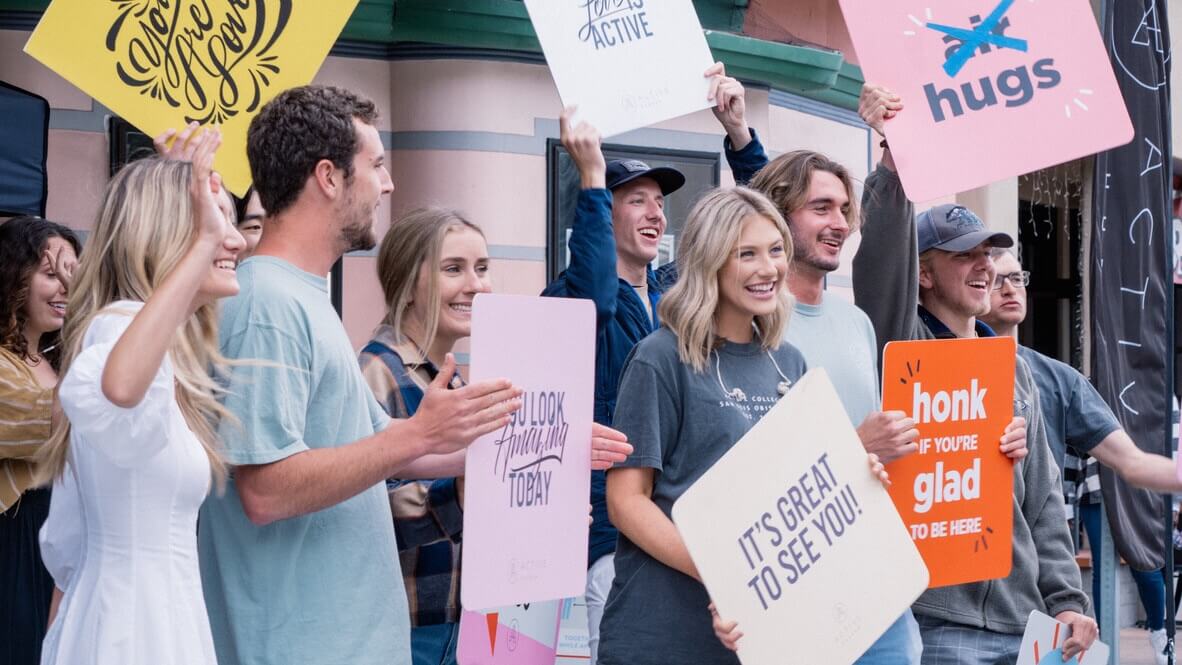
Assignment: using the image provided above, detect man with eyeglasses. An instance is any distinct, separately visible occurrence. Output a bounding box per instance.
[981,251,1182,487]
[980,249,1181,665]
[853,82,1094,665]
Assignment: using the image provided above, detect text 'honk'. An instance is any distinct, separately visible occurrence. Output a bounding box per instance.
[912,380,987,424]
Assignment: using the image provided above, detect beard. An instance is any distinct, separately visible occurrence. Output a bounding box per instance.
[790,229,841,274]
[338,190,377,253]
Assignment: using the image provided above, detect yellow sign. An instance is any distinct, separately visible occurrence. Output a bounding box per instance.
[25,1,360,195]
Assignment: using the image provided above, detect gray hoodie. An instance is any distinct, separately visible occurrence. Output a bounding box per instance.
[852,164,1088,634]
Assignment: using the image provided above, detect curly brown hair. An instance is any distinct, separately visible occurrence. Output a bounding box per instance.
[0,216,81,369]
[246,85,379,218]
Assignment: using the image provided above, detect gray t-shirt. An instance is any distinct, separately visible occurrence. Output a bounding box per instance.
[785,296,879,426]
[598,327,807,665]
[1017,345,1120,473]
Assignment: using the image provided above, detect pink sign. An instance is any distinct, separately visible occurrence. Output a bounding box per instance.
[461,294,595,610]
[838,0,1133,201]
[456,601,562,665]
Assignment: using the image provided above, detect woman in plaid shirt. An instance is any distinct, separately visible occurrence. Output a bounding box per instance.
[359,208,631,665]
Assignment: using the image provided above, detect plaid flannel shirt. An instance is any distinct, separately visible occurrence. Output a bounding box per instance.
[359,325,465,626]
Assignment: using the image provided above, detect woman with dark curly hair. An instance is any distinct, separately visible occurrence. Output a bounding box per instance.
[0,215,80,665]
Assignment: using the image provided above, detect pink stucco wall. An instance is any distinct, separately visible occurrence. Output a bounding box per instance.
[1,26,872,351]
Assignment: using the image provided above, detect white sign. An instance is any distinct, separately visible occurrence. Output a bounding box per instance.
[1016,610,1110,665]
[673,369,928,665]
[524,0,715,138]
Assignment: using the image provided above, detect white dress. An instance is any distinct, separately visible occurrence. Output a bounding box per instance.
[39,301,217,665]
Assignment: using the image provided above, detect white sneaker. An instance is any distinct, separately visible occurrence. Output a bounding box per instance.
[1149,627,1169,665]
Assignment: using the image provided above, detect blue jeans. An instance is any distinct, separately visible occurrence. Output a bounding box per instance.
[1080,502,1166,630]
[855,609,923,664]
[411,622,460,665]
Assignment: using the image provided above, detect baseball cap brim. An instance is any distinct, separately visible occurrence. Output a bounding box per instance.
[609,166,686,196]
[928,230,1014,253]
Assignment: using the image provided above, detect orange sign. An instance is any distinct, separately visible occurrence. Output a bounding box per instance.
[881,337,1016,588]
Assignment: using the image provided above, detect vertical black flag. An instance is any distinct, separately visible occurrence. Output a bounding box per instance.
[1091,0,1172,571]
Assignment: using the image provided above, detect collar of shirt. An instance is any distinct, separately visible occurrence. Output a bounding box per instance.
[917,305,997,339]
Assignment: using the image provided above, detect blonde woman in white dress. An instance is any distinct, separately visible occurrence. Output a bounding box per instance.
[36,130,244,665]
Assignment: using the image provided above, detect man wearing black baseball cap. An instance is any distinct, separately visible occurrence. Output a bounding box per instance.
[541,63,770,664]
[852,82,1094,665]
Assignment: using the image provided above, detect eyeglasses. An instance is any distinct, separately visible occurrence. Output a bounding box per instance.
[992,270,1031,291]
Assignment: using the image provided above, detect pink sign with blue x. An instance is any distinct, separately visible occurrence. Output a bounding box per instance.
[838,0,1132,202]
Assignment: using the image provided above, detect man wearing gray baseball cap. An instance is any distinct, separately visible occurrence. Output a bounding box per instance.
[850,82,1095,665]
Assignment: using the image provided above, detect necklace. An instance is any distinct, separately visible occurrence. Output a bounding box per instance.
[713,347,792,403]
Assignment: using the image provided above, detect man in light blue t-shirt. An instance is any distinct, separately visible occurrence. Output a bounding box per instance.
[745,150,924,663]
[197,86,521,665]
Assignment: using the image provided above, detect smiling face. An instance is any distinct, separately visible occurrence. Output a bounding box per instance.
[195,188,247,307]
[611,177,667,271]
[716,214,789,330]
[412,226,492,343]
[918,243,997,320]
[237,190,265,259]
[338,119,394,253]
[24,236,76,338]
[786,170,851,275]
[982,251,1027,330]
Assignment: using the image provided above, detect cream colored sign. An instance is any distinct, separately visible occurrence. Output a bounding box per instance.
[25,1,360,195]
[673,369,928,665]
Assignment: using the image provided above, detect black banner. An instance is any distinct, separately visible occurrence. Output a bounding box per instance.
[0,81,49,217]
[1091,0,1172,571]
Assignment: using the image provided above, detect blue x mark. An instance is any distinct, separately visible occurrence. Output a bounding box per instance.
[926,0,1029,78]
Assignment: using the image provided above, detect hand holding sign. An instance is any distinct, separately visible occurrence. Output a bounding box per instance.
[858,84,904,138]
[1001,416,1028,460]
[155,122,205,162]
[856,410,920,464]
[704,63,751,149]
[590,423,632,470]
[1017,611,1106,665]
[560,108,606,190]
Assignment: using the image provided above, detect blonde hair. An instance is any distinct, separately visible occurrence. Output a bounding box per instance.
[749,150,859,232]
[37,157,229,485]
[376,207,485,356]
[658,187,794,372]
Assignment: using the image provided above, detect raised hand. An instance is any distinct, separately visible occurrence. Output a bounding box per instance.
[858,84,903,138]
[560,106,606,189]
[704,62,750,149]
[187,127,228,248]
[154,121,204,161]
[409,354,523,455]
